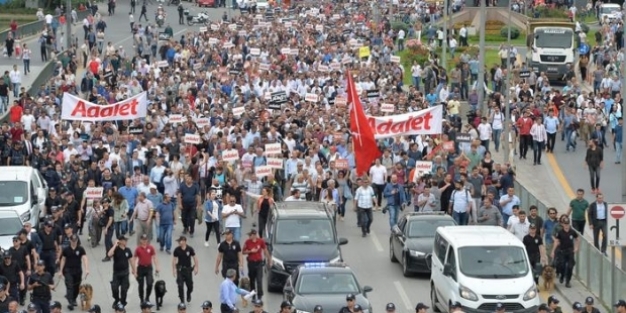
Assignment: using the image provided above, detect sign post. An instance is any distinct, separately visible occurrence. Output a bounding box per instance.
[608,204,626,310]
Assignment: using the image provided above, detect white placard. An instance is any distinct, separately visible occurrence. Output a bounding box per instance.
[390,55,401,63]
[250,48,260,55]
[223,42,234,49]
[263,92,272,100]
[318,65,329,72]
[232,106,245,116]
[238,30,247,36]
[255,165,272,178]
[199,27,208,32]
[209,38,218,44]
[264,143,281,155]
[315,24,323,31]
[259,63,270,71]
[85,187,104,199]
[290,48,299,55]
[184,134,201,145]
[222,149,239,162]
[381,103,395,112]
[211,24,219,30]
[334,96,347,106]
[305,93,318,102]
[267,157,284,169]
[342,56,352,64]
[228,24,237,30]
[332,14,340,19]
[255,14,262,19]
[193,63,202,70]
[330,62,341,70]
[284,21,292,28]
[196,118,210,127]
[169,114,183,124]
[157,60,168,67]
[280,48,290,54]
[413,161,434,181]
[305,24,313,29]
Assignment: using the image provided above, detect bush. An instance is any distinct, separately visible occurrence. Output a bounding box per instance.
[500,26,521,39]
[532,6,569,18]
[391,21,410,33]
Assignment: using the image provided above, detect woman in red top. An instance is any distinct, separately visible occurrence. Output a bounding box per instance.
[9,20,18,39]
[9,101,22,124]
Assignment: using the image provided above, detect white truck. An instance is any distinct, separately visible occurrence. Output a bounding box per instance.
[526,19,576,81]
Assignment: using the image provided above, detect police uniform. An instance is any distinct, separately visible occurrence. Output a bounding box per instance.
[201,300,213,313]
[8,238,28,304]
[249,299,268,313]
[38,221,59,275]
[60,235,86,309]
[547,296,563,313]
[522,225,543,284]
[554,226,578,286]
[28,261,54,313]
[338,294,357,313]
[173,236,196,303]
[0,251,22,301]
[217,231,241,284]
[583,297,601,313]
[110,236,133,306]
[0,283,15,313]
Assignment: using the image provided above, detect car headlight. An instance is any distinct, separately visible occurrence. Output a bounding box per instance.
[523,285,538,301]
[409,250,425,257]
[19,212,30,223]
[459,285,478,301]
[272,256,284,270]
[329,256,342,263]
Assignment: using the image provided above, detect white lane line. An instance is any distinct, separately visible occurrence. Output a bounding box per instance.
[370,231,384,252]
[393,281,413,310]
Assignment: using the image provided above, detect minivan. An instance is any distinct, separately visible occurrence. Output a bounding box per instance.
[0,166,48,227]
[599,3,621,24]
[430,226,540,313]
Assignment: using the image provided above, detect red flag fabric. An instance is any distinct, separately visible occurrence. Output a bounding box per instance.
[347,73,381,176]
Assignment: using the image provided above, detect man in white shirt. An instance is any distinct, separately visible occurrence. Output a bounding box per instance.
[9,65,21,98]
[510,210,531,241]
[284,189,303,201]
[353,178,377,237]
[20,108,36,132]
[459,25,468,46]
[221,195,245,242]
[477,117,492,151]
[368,160,387,211]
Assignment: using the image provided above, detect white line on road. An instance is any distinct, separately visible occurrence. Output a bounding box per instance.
[370,231,384,252]
[393,281,413,310]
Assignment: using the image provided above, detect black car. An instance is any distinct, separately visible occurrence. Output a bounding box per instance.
[283,263,373,313]
[389,212,456,276]
[266,202,348,292]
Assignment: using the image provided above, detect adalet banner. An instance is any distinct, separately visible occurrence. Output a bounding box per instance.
[366,106,443,139]
[62,92,149,121]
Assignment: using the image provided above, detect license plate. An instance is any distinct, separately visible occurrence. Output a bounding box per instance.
[547,67,558,72]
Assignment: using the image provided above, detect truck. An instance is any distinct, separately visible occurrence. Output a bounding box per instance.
[526,19,576,81]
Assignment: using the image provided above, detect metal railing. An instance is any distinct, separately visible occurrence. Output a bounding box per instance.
[0,10,91,45]
[514,180,626,308]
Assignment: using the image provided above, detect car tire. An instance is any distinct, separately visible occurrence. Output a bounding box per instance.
[266,273,281,293]
[402,254,410,277]
[389,239,398,263]
[430,283,441,313]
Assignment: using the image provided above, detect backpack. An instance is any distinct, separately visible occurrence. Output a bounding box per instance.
[451,189,470,207]
[252,156,267,166]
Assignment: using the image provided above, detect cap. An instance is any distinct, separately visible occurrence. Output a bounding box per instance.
[385,303,396,311]
[140,301,154,309]
[615,300,626,307]
[88,305,101,313]
[248,229,257,235]
[529,223,537,229]
[495,303,505,311]
[313,305,323,312]
[573,302,583,311]
[353,305,363,312]
[280,301,292,309]
[201,301,213,309]
[346,294,356,301]
[415,303,429,311]
[50,301,63,309]
[178,303,187,310]
[253,300,264,307]
[450,302,462,309]
[176,236,187,242]
[36,259,45,266]
[115,304,125,311]
[64,223,72,229]
[117,235,127,241]
[548,296,559,304]
[140,234,149,240]
[27,303,38,311]
[538,304,550,311]
[222,229,233,235]
[49,187,56,192]
[45,221,54,227]
[585,297,594,305]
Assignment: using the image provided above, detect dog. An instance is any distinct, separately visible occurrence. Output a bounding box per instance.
[541,265,556,291]
[78,284,93,311]
[155,280,167,311]
[239,276,251,307]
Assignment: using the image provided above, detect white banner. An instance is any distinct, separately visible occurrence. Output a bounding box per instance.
[255,165,272,178]
[264,143,281,155]
[62,92,149,121]
[267,158,283,169]
[184,134,201,144]
[366,106,443,139]
[85,187,104,199]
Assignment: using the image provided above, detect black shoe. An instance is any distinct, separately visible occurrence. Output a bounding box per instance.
[102,257,111,262]
[362,233,366,237]
[113,303,119,310]
[565,282,572,288]
[68,305,74,311]
[559,276,564,284]
[72,301,78,307]
[187,295,191,303]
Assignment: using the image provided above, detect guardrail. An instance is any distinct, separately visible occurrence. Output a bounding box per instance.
[0,10,91,45]
[514,180,626,308]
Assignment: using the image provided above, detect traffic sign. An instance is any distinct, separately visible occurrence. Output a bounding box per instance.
[608,204,626,247]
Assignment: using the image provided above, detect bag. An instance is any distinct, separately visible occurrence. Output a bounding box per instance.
[196,205,203,225]
[343,184,353,200]
[98,214,108,227]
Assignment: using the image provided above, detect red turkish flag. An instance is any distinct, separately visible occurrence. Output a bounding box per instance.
[347,73,381,176]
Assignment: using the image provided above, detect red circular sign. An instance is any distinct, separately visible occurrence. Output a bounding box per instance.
[610,206,626,219]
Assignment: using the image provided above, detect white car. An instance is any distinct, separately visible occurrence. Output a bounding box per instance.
[0,210,25,251]
[599,3,621,24]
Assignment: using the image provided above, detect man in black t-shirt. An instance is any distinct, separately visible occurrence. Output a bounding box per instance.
[59,235,88,310]
[107,236,133,307]
[28,260,54,313]
[0,251,23,302]
[0,284,14,313]
[215,229,242,286]
[551,218,579,288]
[44,187,63,216]
[522,224,546,284]
[172,236,198,304]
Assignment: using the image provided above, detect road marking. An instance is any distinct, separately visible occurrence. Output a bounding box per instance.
[546,153,623,261]
[370,231,384,252]
[393,281,413,310]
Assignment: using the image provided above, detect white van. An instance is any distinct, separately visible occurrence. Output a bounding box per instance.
[599,3,621,24]
[430,226,540,313]
[0,166,48,227]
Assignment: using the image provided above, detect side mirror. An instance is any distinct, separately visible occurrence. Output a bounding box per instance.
[362,286,373,293]
[339,237,348,245]
[443,264,454,277]
[391,225,402,236]
[283,286,293,294]
[32,195,38,204]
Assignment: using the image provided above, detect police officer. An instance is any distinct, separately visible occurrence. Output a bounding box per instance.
[250,300,267,313]
[547,296,562,313]
[201,301,213,313]
[615,300,626,313]
[550,218,579,288]
[64,192,81,231]
[313,305,322,313]
[278,301,291,313]
[522,224,546,284]
[495,303,505,313]
[8,236,29,305]
[173,236,198,304]
[572,302,583,313]
[0,283,14,313]
[44,188,63,216]
[37,220,58,275]
[538,303,549,313]
[59,234,89,310]
[215,229,243,285]
[450,302,463,313]
[384,303,395,313]
[26,303,38,313]
[59,224,80,251]
[414,303,429,313]
[339,294,356,313]
[177,3,184,25]
[50,301,62,313]
[140,301,154,313]
[0,251,23,302]
[108,236,133,307]
[352,305,363,313]
[583,297,600,313]
[178,303,187,313]
[88,304,101,313]
[27,261,54,313]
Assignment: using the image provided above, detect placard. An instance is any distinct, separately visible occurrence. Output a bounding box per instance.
[199,27,208,32]
[358,46,370,58]
[238,30,247,36]
[333,132,343,141]
[228,24,237,30]
[335,159,349,169]
[305,93,318,102]
[255,165,272,178]
[315,24,324,31]
[222,149,240,162]
[381,103,395,112]
[290,48,299,55]
[211,24,219,30]
[284,21,292,28]
[184,134,201,144]
[267,157,283,169]
[341,55,352,64]
[156,60,168,67]
[196,118,210,127]
[456,133,472,143]
[264,143,281,155]
[330,62,341,71]
[269,90,288,109]
[232,106,245,116]
[519,70,531,78]
[318,65,329,72]
[390,55,401,63]
[250,48,261,55]
[443,141,455,152]
[259,63,270,71]
[223,42,234,49]
[209,38,218,44]
[85,187,104,199]
[280,48,290,54]
[193,63,202,70]
[242,160,252,169]
[128,126,143,134]
[413,161,433,180]
[169,114,183,124]
[334,96,347,106]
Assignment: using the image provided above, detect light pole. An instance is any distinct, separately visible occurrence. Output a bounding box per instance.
[503,2,512,164]
[441,0,448,70]
[66,0,72,51]
[477,0,486,116]
[621,10,626,281]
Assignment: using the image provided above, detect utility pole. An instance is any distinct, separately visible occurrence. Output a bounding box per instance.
[621,13,626,273]
[503,3,512,165]
[66,0,72,51]
[442,0,448,70]
[477,0,486,115]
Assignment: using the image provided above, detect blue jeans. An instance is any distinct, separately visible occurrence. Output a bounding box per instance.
[412,76,421,90]
[12,83,19,97]
[502,213,511,226]
[566,129,577,151]
[159,224,173,251]
[228,227,241,242]
[492,129,502,152]
[452,211,469,225]
[387,205,401,230]
[616,142,623,162]
[0,96,7,114]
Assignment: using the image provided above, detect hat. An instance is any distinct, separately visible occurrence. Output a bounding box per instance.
[313,305,323,312]
[64,223,72,229]
[585,297,594,305]
[346,294,356,301]
[27,303,38,311]
[248,229,258,235]
[49,187,56,192]
[548,296,559,304]
[450,302,462,309]
[117,235,127,241]
[529,223,537,229]
[495,303,505,311]
[140,234,149,240]
[385,303,396,311]
[50,301,63,309]
[176,235,187,242]
[253,300,264,307]
[280,301,292,309]
[178,303,187,310]
[36,260,45,266]
[222,229,233,235]
[140,301,154,309]
[353,305,363,312]
[615,300,626,307]
[415,303,429,311]
[115,304,125,311]
[538,304,549,311]
[573,302,583,311]
[201,301,213,309]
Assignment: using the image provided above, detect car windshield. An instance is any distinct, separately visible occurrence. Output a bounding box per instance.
[0,215,23,236]
[275,219,334,244]
[407,219,456,238]
[297,273,360,294]
[0,181,28,207]
[534,29,573,49]
[601,6,619,14]
[458,246,530,279]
